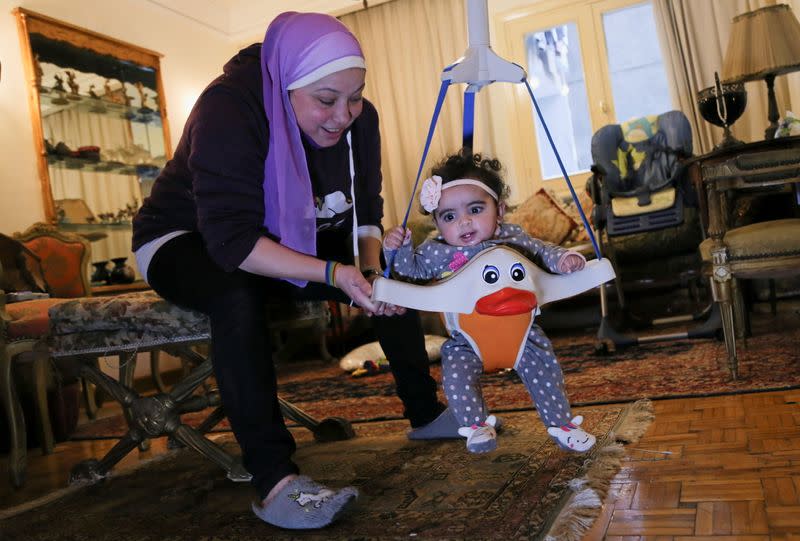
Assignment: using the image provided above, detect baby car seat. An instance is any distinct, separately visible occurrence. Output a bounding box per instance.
[590,110,695,236]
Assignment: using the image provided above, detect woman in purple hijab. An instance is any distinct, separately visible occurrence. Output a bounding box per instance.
[133,12,457,529]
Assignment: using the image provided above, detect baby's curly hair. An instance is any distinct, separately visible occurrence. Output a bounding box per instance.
[422,148,510,215]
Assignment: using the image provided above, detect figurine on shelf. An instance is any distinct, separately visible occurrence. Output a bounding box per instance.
[134,81,153,113]
[121,81,133,107]
[103,78,124,107]
[50,74,68,105]
[87,84,107,113]
[34,54,46,92]
[52,73,65,92]
[65,70,81,100]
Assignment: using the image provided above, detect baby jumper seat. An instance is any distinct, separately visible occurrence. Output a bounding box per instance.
[373,246,615,371]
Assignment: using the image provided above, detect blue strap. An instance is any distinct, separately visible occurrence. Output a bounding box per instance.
[523,79,601,260]
[463,89,475,150]
[384,79,451,277]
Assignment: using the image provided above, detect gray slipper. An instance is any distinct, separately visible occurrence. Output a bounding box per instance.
[407,408,503,440]
[252,475,358,530]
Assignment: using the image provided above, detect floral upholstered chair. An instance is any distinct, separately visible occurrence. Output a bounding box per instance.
[1,224,91,487]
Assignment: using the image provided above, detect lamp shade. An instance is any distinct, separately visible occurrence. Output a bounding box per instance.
[722,4,800,83]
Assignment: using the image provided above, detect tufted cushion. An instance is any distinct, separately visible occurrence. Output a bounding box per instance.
[699,219,800,262]
[5,298,70,339]
[47,291,329,358]
[48,291,210,357]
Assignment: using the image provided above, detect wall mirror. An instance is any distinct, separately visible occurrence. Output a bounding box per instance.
[15,8,171,282]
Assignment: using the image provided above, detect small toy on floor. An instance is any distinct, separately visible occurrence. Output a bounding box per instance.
[351,357,391,378]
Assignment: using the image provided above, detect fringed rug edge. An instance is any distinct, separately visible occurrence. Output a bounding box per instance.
[541,399,655,541]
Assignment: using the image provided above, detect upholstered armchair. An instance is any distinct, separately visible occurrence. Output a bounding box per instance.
[1,224,91,487]
[699,219,800,379]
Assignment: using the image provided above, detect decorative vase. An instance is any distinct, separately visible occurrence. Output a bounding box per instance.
[109,257,136,284]
[697,74,747,149]
[91,261,110,285]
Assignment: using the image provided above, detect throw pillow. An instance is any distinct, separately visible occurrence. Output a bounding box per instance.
[505,188,578,245]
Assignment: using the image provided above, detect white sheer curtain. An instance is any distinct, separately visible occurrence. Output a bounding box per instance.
[341,0,497,225]
[44,108,140,219]
[654,0,800,153]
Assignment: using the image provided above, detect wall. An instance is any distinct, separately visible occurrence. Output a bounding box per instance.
[0,0,237,235]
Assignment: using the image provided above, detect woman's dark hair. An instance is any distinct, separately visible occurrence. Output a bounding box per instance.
[422,148,509,215]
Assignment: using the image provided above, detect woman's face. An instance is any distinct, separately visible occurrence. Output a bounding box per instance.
[289,67,366,147]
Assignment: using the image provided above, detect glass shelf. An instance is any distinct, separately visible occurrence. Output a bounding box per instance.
[58,222,133,231]
[40,86,162,126]
[46,155,161,179]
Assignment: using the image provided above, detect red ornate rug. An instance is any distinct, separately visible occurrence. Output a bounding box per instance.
[1,401,654,541]
[71,310,799,440]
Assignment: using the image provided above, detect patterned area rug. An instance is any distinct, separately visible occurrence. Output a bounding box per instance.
[71,310,799,439]
[0,402,653,541]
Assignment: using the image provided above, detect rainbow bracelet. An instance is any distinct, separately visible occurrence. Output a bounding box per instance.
[325,261,339,287]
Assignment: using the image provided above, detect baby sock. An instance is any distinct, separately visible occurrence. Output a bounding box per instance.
[251,475,358,530]
[546,415,596,453]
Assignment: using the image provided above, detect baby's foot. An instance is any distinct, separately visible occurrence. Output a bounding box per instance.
[252,475,358,529]
[547,415,596,452]
[458,415,499,454]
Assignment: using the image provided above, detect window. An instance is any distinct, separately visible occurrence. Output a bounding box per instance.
[503,0,672,194]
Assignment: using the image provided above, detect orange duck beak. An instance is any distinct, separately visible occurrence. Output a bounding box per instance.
[475,288,537,316]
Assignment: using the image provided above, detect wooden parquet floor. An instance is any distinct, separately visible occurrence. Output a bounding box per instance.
[3,390,800,538]
[585,389,800,540]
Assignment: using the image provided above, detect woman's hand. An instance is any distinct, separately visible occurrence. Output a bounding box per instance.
[382,226,412,251]
[360,272,407,317]
[334,264,378,312]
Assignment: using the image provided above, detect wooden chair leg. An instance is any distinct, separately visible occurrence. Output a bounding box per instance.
[31,351,54,454]
[719,300,738,380]
[1,344,28,488]
[81,378,98,420]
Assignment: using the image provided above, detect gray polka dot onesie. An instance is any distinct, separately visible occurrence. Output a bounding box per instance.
[386,223,576,429]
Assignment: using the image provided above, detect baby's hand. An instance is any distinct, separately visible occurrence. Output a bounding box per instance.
[558,252,585,274]
[383,226,412,251]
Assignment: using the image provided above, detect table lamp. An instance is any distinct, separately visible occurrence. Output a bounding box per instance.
[722,4,800,139]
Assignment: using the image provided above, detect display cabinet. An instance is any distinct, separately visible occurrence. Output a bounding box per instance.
[15,8,172,280]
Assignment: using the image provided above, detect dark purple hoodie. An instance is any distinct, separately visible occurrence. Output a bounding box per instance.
[132,43,384,272]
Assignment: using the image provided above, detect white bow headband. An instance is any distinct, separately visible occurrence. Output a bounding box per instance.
[419,176,499,213]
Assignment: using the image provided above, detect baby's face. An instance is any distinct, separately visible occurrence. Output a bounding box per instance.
[433,183,502,247]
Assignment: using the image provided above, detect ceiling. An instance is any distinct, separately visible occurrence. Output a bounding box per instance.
[147,0,374,42]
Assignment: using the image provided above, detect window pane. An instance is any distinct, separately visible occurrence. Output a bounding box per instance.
[524,23,593,180]
[603,2,671,122]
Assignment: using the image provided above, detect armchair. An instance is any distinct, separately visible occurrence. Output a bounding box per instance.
[694,139,800,379]
[1,224,90,487]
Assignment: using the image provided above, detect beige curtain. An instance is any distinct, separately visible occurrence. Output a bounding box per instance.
[654,0,800,153]
[341,0,497,225]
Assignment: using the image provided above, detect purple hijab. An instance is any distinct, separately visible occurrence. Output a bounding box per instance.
[260,12,364,269]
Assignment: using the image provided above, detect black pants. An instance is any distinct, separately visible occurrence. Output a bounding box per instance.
[146,232,444,498]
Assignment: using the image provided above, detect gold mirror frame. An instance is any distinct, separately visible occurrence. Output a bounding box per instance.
[14,7,172,224]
